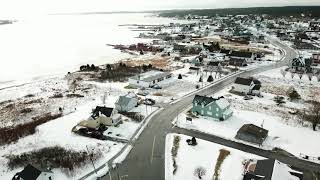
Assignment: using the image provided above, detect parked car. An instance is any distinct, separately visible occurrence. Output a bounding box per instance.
[143,98,156,105]
[150,84,162,89]
[138,89,149,96]
[244,95,253,100]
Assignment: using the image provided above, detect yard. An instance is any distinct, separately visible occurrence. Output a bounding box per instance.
[165,133,262,180]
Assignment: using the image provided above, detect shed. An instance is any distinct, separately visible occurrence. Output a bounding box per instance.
[235,124,268,145]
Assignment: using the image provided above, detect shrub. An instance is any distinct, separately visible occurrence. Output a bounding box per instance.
[213,149,230,180]
[119,112,144,122]
[6,146,102,173]
[171,135,180,174]
[20,108,33,114]
[50,93,63,98]
[287,87,300,101]
[178,74,182,79]
[0,113,62,145]
[66,94,84,98]
[207,75,214,82]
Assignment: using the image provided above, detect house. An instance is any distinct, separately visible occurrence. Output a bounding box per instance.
[235,124,268,145]
[128,70,172,88]
[189,66,201,73]
[312,53,320,64]
[243,159,303,180]
[115,93,139,112]
[192,95,233,121]
[290,57,313,73]
[77,106,121,129]
[229,58,247,67]
[228,50,254,62]
[13,164,53,180]
[233,77,261,95]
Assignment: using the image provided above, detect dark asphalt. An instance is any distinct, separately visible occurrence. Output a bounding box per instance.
[96,39,319,180]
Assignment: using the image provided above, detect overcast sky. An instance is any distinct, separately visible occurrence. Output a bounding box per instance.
[1,0,320,18]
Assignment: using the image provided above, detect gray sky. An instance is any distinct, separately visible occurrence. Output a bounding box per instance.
[1,0,320,18]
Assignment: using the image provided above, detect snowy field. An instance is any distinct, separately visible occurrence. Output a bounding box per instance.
[165,133,262,180]
[175,67,320,162]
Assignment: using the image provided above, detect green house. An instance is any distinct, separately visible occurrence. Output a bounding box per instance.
[192,95,233,121]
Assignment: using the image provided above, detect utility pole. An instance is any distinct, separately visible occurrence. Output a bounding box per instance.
[86,145,97,174]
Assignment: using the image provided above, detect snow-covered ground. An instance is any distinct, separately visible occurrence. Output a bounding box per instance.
[165,133,262,180]
[0,77,160,179]
[174,67,320,162]
[0,99,125,179]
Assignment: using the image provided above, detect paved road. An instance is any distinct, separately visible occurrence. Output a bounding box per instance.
[99,39,317,180]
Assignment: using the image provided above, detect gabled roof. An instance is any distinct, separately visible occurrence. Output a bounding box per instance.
[255,159,275,180]
[220,49,231,54]
[92,106,114,118]
[193,95,229,109]
[229,51,253,58]
[252,84,261,91]
[237,124,268,144]
[193,95,215,106]
[208,61,220,66]
[17,164,52,180]
[235,77,253,86]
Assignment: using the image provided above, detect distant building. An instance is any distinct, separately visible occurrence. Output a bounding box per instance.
[13,164,53,180]
[229,58,247,67]
[235,124,268,145]
[228,50,254,62]
[233,77,261,95]
[128,70,172,88]
[192,95,233,121]
[312,53,320,65]
[243,159,303,180]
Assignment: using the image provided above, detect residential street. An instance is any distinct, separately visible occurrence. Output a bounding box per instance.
[98,39,318,180]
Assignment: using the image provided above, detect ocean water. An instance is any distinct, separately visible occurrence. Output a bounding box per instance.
[0,13,186,87]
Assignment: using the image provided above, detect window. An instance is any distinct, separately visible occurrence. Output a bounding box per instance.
[201,110,204,115]
[216,108,219,112]
[207,112,212,115]
[209,106,211,110]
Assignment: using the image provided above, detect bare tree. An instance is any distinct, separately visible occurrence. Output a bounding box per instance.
[290,71,295,79]
[280,69,287,78]
[307,73,313,82]
[302,101,320,131]
[194,166,206,179]
[69,79,78,93]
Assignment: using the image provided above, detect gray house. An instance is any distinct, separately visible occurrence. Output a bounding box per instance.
[235,124,268,145]
[243,159,303,180]
[115,93,139,112]
[13,164,53,180]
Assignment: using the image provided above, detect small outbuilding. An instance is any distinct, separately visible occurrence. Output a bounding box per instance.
[235,124,268,145]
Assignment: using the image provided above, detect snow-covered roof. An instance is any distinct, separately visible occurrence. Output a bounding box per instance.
[130,70,172,82]
[216,98,230,109]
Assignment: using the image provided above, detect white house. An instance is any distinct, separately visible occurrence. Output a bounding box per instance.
[115,92,139,112]
[129,70,172,88]
[233,77,261,95]
[13,164,53,180]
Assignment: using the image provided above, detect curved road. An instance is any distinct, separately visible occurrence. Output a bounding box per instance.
[99,39,319,180]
